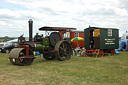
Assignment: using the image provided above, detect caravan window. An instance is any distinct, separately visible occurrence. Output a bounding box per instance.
[75,32,79,37]
[63,32,70,39]
[108,29,112,37]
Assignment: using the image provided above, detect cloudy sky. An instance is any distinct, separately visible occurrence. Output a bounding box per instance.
[0,0,128,37]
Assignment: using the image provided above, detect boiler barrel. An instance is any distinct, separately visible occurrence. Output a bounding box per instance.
[34,44,49,51]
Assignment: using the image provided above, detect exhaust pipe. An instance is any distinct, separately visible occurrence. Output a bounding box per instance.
[28,19,33,41]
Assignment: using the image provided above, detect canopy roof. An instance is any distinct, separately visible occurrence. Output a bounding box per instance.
[86,27,118,30]
[39,26,76,31]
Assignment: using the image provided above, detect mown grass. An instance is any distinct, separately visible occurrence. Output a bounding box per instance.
[0,52,128,85]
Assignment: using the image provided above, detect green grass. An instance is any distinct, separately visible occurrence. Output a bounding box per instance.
[0,52,128,85]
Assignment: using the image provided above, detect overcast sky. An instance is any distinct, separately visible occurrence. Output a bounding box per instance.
[0,0,128,37]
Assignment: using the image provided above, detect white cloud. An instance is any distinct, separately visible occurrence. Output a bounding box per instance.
[0,0,128,37]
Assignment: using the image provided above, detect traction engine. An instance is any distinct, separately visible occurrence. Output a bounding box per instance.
[8,19,76,65]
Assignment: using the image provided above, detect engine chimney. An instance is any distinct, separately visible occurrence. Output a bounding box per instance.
[28,19,33,41]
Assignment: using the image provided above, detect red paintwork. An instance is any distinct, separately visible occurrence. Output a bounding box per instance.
[86,49,116,57]
[58,31,66,40]
[17,45,30,56]
[70,32,85,48]
[99,50,104,57]
[86,49,96,54]
[9,56,35,59]
[109,49,115,55]
[86,49,103,57]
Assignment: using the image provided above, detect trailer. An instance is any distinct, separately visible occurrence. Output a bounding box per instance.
[84,27,119,57]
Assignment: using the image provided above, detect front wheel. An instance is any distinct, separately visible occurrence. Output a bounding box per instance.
[9,48,34,66]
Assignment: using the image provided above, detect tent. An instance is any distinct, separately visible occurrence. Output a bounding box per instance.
[117,39,128,51]
[7,39,18,42]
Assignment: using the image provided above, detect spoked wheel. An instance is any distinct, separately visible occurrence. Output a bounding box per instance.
[54,40,72,61]
[9,48,34,66]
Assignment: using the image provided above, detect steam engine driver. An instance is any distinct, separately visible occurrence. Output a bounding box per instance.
[34,32,43,42]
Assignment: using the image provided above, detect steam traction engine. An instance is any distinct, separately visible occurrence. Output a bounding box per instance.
[8,19,76,65]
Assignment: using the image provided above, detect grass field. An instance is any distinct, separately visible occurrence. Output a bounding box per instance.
[0,52,128,85]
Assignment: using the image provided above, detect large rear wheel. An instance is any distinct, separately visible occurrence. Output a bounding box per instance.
[54,40,72,61]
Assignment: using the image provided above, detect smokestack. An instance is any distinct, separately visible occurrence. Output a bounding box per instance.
[28,19,33,41]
